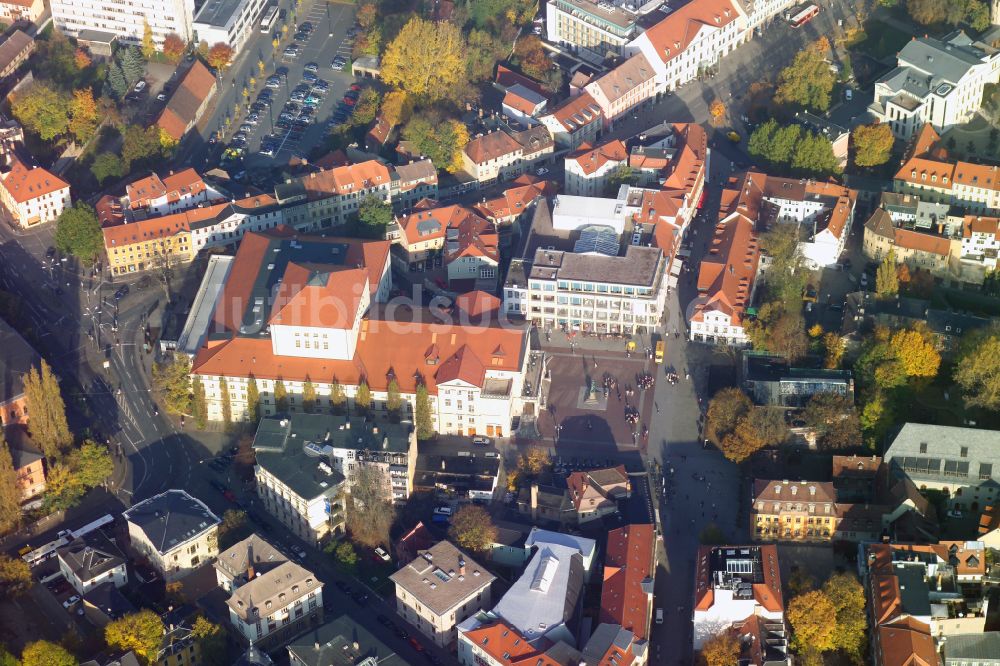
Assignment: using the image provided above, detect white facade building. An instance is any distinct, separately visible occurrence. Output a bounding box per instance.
[564,139,628,197]
[961,215,1000,270]
[122,490,221,583]
[57,536,128,596]
[627,0,748,92]
[546,0,642,61]
[52,0,195,46]
[193,0,268,55]
[692,545,785,650]
[872,31,1000,140]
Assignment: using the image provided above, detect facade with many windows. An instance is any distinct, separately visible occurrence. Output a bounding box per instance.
[545,0,641,61]
[51,0,195,46]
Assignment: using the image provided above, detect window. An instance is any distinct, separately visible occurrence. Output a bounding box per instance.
[960,447,968,458]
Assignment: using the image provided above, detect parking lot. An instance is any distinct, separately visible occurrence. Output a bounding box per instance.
[221,1,360,173]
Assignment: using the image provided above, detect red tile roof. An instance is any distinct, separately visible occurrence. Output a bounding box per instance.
[495,65,548,97]
[126,168,208,208]
[294,160,392,200]
[543,92,603,132]
[567,139,627,176]
[473,176,555,223]
[600,524,655,639]
[156,60,217,141]
[875,617,936,666]
[454,291,501,319]
[693,545,783,614]
[462,621,570,666]
[0,159,69,204]
[691,206,760,326]
[641,0,742,64]
[465,130,523,165]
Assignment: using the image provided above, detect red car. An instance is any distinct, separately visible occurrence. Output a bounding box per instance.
[409,638,424,652]
[223,490,237,503]
[343,97,356,106]
[350,83,362,91]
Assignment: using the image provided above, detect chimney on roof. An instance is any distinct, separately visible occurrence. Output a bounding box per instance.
[459,557,466,576]
[246,541,255,580]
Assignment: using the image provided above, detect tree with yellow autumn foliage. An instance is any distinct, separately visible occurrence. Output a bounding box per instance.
[381,17,466,101]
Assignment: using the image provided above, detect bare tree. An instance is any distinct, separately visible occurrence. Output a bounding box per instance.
[345,463,395,549]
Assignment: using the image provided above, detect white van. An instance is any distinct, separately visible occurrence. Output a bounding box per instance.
[655,608,664,624]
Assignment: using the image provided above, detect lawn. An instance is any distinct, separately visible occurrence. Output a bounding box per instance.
[847,19,912,61]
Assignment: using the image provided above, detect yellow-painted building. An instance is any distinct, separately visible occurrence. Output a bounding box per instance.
[103,214,194,276]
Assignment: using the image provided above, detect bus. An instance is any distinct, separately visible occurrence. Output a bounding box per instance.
[788,3,819,28]
[260,4,279,33]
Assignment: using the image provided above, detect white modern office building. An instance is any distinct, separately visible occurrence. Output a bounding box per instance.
[51,0,196,46]
[193,0,269,55]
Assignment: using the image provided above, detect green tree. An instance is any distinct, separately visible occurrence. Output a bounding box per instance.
[823,573,867,661]
[191,376,207,430]
[331,380,346,414]
[381,17,467,100]
[466,29,506,82]
[333,540,358,569]
[220,378,232,429]
[0,554,32,597]
[119,47,146,86]
[218,508,247,548]
[402,112,470,173]
[605,164,638,195]
[104,62,129,100]
[141,20,156,59]
[302,379,317,413]
[191,617,227,665]
[91,152,125,185]
[273,379,288,413]
[355,197,392,238]
[775,38,836,111]
[68,441,113,489]
[351,87,381,126]
[386,378,402,416]
[852,122,894,168]
[54,203,103,262]
[954,329,1000,410]
[803,392,861,449]
[448,505,498,553]
[104,609,164,663]
[152,356,192,415]
[21,641,76,666]
[415,383,433,439]
[10,82,71,141]
[699,523,726,545]
[23,360,72,460]
[875,251,899,299]
[354,380,371,414]
[860,392,894,449]
[246,376,260,422]
[0,427,22,534]
[33,31,80,86]
[790,132,838,178]
[121,124,163,171]
[0,645,19,666]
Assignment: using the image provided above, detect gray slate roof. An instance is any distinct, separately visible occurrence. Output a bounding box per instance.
[0,317,40,405]
[57,532,124,583]
[943,632,1000,661]
[214,533,288,581]
[884,423,1000,486]
[287,614,408,666]
[122,489,220,556]
[389,540,494,617]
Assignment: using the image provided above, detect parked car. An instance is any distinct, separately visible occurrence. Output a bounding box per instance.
[133,80,146,93]
[331,56,347,71]
[409,638,424,652]
[63,595,80,609]
[433,506,453,517]
[374,547,391,562]
[114,285,129,300]
[472,436,491,446]
[304,62,319,73]
[266,76,281,88]
[656,608,664,624]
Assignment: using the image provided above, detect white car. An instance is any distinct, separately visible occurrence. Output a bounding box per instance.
[433,506,453,517]
[472,436,491,446]
[535,167,549,176]
[63,595,80,609]
[375,547,391,562]
[947,509,963,518]
[133,80,146,93]
[655,608,664,624]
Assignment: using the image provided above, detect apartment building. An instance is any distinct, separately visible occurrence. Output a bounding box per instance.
[585,52,658,128]
[564,139,627,196]
[190,228,534,438]
[390,203,499,291]
[276,159,392,229]
[122,489,221,582]
[252,422,348,544]
[538,91,604,150]
[390,541,494,648]
[0,0,44,24]
[545,0,642,60]
[193,0,267,56]
[472,176,555,228]
[961,214,1000,270]
[156,60,218,142]
[57,532,128,596]
[742,354,854,407]
[224,547,324,647]
[692,545,785,653]
[894,124,1000,214]
[8,437,45,502]
[501,84,548,126]
[52,0,195,45]
[390,159,439,210]
[253,414,416,503]
[287,615,407,666]
[0,159,71,228]
[508,243,668,334]
[124,168,224,219]
[689,193,760,346]
[863,207,959,281]
[215,533,288,593]
[627,0,749,92]
[567,466,630,524]
[751,480,887,543]
[103,194,281,275]
[601,524,655,646]
[871,31,1000,140]
[462,126,554,186]
[862,540,988,664]
[884,423,1000,513]
[743,0,797,32]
